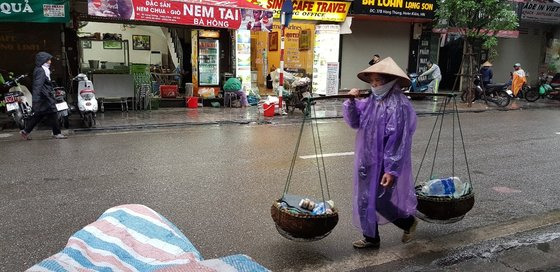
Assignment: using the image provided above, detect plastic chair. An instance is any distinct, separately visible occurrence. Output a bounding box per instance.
[224,91,240,108]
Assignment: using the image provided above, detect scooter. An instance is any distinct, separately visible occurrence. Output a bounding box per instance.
[53,84,70,129]
[1,73,32,129]
[73,74,98,128]
[405,73,431,100]
[525,73,560,102]
[286,77,312,114]
[407,73,430,93]
[461,75,510,107]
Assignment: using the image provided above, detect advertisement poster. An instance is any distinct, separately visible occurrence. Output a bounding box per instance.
[239,9,274,31]
[312,25,340,95]
[236,30,252,92]
[352,0,436,19]
[326,62,339,96]
[88,0,242,29]
[0,0,69,23]
[522,1,560,24]
[247,0,350,22]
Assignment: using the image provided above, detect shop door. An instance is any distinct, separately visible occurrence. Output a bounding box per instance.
[438,37,464,90]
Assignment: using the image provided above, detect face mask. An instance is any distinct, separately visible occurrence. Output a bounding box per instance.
[43,62,50,68]
[371,79,397,98]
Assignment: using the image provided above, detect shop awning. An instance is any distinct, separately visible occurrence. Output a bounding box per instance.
[433,28,519,39]
[183,0,267,10]
[84,0,270,29]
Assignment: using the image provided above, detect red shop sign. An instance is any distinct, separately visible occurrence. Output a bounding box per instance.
[89,0,243,29]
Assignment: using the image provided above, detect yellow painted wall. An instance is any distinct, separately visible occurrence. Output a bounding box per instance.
[251,21,316,94]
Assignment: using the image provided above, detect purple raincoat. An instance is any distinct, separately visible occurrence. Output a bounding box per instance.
[343,85,417,238]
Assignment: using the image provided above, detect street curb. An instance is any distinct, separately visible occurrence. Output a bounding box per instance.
[71,104,557,133]
[1,103,556,133]
[289,209,560,272]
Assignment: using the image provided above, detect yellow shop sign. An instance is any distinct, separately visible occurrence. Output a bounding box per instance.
[247,0,351,22]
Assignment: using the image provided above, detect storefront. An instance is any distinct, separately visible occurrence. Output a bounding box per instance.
[341,0,437,90]
[490,1,560,83]
[241,0,351,96]
[74,0,267,108]
[0,0,70,86]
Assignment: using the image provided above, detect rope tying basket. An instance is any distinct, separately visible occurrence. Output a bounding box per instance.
[413,93,475,223]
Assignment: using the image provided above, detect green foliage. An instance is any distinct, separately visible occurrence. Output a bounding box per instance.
[436,0,519,59]
[436,0,519,37]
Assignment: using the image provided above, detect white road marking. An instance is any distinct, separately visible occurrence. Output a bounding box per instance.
[556,132,560,135]
[300,152,354,159]
[0,133,12,138]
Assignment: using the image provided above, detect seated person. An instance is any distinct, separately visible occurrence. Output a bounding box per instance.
[223,77,249,107]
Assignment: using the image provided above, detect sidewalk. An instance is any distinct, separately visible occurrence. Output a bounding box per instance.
[302,210,560,272]
[1,97,558,132]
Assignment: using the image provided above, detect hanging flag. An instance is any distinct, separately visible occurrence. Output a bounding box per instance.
[281,0,293,26]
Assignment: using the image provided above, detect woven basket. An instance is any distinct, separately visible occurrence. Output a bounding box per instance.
[416,191,475,221]
[271,202,339,241]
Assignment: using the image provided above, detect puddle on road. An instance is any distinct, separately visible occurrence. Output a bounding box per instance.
[432,232,560,267]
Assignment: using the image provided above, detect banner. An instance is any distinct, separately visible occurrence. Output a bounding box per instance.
[313,25,340,95]
[351,0,436,20]
[0,0,69,23]
[433,28,520,39]
[88,0,242,29]
[247,0,350,22]
[521,1,560,24]
[239,9,274,31]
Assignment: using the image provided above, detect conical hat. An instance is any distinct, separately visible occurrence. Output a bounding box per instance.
[482,61,493,67]
[357,57,410,87]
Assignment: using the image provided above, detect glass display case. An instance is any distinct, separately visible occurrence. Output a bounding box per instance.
[198,39,219,86]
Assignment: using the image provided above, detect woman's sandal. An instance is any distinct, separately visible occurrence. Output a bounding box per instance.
[402,218,419,243]
[352,239,380,249]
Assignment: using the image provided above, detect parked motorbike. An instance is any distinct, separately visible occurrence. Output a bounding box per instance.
[524,73,560,102]
[285,77,312,114]
[2,73,32,129]
[53,84,70,129]
[74,74,98,128]
[461,75,510,107]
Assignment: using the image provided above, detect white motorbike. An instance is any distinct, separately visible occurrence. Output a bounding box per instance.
[2,73,32,129]
[74,74,98,128]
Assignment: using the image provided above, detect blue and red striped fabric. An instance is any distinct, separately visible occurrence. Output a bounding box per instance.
[27,204,269,272]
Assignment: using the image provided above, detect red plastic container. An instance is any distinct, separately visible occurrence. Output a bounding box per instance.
[160,85,178,98]
[263,103,275,117]
[186,97,198,108]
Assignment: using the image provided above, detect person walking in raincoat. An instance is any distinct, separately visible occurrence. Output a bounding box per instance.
[343,57,418,249]
[511,63,527,98]
[20,52,66,140]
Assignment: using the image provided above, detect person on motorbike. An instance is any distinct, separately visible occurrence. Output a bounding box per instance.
[20,52,67,140]
[480,61,493,87]
[511,63,527,98]
[419,60,442,95]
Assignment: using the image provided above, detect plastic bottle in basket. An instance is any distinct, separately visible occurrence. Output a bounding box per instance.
[421,177,460,197]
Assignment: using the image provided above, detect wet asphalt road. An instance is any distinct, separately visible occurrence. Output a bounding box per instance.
[1,108,560,271]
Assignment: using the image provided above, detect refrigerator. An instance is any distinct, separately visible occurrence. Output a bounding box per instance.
[198,38,220,86]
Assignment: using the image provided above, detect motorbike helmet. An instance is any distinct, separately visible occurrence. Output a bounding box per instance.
[514,63,521,68]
